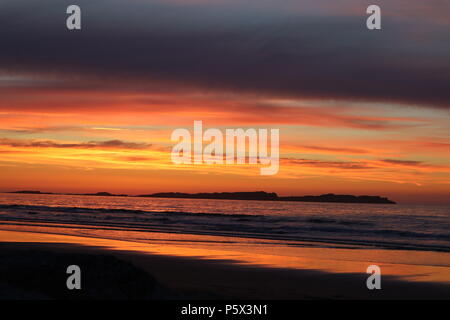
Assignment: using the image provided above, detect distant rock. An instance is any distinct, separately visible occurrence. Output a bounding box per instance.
[279,193,396,204]
[9,190,52,194]
[89,192,114,196]
[81,192,128,197]
[8,190,395,204]
[139,191,395,204]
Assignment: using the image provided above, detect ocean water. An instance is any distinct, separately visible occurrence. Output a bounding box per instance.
[0,193,449,252]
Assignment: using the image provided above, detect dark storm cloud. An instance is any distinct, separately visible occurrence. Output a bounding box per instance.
[0,0,449,108]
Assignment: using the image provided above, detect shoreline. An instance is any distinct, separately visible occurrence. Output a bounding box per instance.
[1,216,449,253]
[1,229,449,300]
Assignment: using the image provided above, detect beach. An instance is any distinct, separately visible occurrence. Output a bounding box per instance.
[1,229,449,300]
[0,193,449,300]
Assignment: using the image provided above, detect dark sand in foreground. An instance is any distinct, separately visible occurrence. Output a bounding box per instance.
[1,237,449,300]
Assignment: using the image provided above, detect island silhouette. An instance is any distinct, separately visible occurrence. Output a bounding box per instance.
[9,190,396,204]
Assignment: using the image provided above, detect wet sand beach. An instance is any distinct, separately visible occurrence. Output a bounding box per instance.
[1,230,449,300]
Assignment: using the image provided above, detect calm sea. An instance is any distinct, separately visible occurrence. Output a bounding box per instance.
[0,193,449,252]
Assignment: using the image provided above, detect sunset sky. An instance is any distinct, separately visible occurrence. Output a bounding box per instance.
[0,0,449,203]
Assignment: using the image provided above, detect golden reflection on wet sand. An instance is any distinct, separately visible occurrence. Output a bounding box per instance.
[1,228,449,285]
